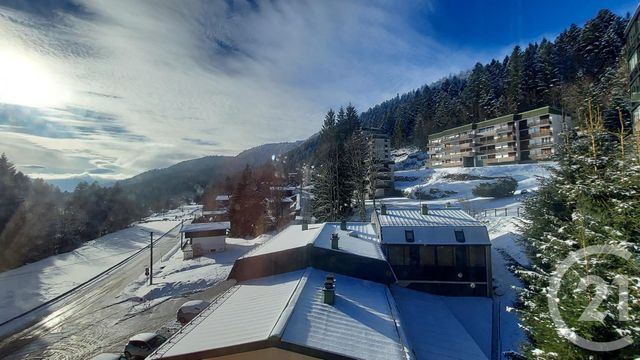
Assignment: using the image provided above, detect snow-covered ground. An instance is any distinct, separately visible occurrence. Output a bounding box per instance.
[0,205,200,325]
[120,235,270,312]
[394,162,554,209]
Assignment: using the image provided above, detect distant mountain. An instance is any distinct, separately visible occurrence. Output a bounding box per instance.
[118,141,302,210]
[45,175,115,192]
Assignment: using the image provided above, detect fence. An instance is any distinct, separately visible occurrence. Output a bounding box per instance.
[466,206,525,218]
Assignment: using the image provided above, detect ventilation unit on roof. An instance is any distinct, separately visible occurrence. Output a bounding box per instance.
[421,203,428,215]
[331,233,339,249]
[380,204,387,215]
[454,229,465,243]
[340,219,347,230]
[323,274,335,305]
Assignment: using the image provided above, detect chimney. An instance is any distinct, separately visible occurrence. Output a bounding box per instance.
[340,219,347,230]
[323,274,335,305]
[380,204,387,215]
[421,203,429,215]
[302,220,308,231]
[331,233,339,249]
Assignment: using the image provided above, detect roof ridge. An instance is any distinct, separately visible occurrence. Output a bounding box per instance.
[268,267,311,340]
[384,286,416,360]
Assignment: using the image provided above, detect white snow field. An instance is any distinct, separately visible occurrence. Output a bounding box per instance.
[121,235,270,307]
[0,206,200,325]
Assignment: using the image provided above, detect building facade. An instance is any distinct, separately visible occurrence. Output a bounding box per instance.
[626,5,640,134]
[363,128,395,198]
[427,106,572,168]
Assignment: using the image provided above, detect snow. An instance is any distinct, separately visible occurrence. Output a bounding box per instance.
[0,206,199,326]
[391,285,492,360]
[394,162,553,209]
[121,237,264,304]
[245,222,385,261]
[392,147,427,170]
[180,221,230,232]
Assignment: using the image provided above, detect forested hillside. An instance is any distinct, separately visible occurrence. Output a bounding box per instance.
[119,141,301,211]
[0,154,144,270]
[358,9,628,148]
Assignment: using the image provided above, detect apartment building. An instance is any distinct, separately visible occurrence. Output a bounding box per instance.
[626,4,640,133]
[427,106,572,168]
[363,127,395,198]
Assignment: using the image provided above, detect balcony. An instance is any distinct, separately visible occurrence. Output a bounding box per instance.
[527,118,551,127]
[529,130,552,139]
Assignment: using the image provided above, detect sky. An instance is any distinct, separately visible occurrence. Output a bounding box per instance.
[0,0,637,183]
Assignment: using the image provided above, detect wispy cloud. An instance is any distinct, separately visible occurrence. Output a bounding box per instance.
[0,0,487,179]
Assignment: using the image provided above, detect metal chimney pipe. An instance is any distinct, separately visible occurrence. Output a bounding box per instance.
[323,274,335,305]
[421,203,429,215]
[331,233,339,249]
[380,204,387,215]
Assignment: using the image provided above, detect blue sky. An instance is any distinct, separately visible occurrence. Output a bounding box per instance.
[0,0,636,182]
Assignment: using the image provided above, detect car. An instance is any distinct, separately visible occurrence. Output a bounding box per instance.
[177,299,210,325]
[90,354,126,360]
[124,333,167,359]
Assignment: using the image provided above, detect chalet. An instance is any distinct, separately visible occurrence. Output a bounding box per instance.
[372,204,492,297]
[180,221,230,258]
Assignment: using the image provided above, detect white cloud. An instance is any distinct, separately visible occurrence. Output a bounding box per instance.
[0,0,487,179]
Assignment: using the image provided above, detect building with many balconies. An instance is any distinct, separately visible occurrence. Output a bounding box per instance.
[626,4,640,134]
[363,127,395,198]
[427,106,572,168]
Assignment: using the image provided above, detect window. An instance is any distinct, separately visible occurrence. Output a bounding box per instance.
[405,230,415,243]
[468,247,486,267]
[630,51,638,72]
[420,246,436,266]
[454,229,465,243]
[436,246,454,266]
[388,246,411,265]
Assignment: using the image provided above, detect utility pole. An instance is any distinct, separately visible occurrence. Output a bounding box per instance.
[149,232,154,285]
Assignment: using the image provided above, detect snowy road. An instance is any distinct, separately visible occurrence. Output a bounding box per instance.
[0,224,190,359]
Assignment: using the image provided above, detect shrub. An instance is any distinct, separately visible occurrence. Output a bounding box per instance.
[472,176,517,198]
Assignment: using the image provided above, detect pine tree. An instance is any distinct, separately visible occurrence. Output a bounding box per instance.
[505,46,524,113]
[392,118,405,148]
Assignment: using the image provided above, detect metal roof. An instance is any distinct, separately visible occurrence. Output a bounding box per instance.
[377,208,480,227]
[376,209,491,245]
[150,268,412,360]
[180,221,230,233]
[281,269,410,360]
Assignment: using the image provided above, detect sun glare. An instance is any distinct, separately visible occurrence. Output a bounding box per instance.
[0,50,69,108]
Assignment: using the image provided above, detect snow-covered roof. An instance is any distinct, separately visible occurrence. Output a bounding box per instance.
[180,221,230,233]
[376,208,491,246]
[244,222,384,260]
[149,268,412,360]
[215,195,230,201]
[391,285,492,360]
[201,210,227,216]
[377,208,480,227]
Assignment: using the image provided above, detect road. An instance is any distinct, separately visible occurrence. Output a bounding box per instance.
[0,224,201,359]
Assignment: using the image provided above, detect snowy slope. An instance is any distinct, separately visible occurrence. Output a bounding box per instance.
[0,206,199,325]
[394,162,554,209]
